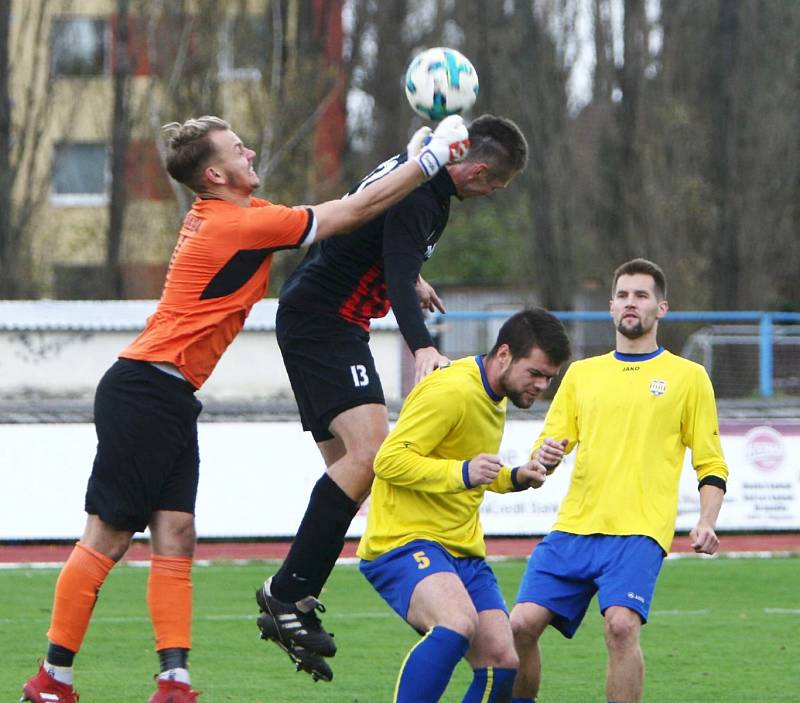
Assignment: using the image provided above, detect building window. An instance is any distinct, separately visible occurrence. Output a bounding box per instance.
[51,17,108,77]
[218,15,270,80]
[51,143,109,206]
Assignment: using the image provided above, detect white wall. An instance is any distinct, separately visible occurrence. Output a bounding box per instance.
[0,300,405,401]
[2,420,798,540]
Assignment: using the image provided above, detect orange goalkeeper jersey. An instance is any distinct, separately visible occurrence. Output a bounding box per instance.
[121,197,315,388]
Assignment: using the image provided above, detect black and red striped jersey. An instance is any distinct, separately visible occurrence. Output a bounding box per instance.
[279,152,456,352]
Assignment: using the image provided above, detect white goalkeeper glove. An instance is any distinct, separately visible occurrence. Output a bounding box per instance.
[408,115,470,180]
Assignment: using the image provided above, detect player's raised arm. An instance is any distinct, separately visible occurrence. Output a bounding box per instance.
[310,116,469,240]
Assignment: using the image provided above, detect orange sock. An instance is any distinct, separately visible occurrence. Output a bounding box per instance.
[147,555,193,650]
[47,541,115,653]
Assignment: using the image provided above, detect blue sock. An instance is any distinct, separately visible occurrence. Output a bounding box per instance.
[395,626,469,702]
[462,667,517,702]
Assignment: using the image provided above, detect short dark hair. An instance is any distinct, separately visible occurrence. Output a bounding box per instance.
[162,116,230,192]
[488,308,571,366]
[466,114,528,177]
[612,258,668,300]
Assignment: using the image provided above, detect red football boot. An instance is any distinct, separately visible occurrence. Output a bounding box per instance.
[148,679,201,702]
[20,665,80,702]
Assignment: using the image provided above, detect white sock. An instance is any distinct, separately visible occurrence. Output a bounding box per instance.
[158,667,191,685]
[44,661,74,686]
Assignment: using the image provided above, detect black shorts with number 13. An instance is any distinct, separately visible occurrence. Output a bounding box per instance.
[276,306,384,442]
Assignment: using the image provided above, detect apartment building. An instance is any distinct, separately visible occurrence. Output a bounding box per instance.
[5,0,345,298]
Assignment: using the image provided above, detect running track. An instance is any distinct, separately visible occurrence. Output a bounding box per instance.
[2,533,799,564]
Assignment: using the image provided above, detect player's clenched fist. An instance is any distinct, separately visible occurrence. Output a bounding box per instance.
[534,437,568,474]
[410,115,470,179]
[434,114,470,162]
[689,523,720,555]
[513,461,548,489]
[466,453,503,487]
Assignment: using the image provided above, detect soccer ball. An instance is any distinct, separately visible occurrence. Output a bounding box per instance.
[404,47,479,121]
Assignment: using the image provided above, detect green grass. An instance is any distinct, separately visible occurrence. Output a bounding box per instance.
[2,556,799,702]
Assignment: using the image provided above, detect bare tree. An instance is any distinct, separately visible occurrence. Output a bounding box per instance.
[7,0,798,311]
[709,0,741,309]
[138,1,349,293]
[342,0,451,180]
[587,0,648,265]
[617,0,647,254]
[449,1,577,308]
[0,0,11,295]
[103,0,134,298]
[144,0,194,217]
[0,1,81,298]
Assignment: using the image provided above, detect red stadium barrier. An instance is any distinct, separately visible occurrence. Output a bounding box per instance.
[1,533,798,565]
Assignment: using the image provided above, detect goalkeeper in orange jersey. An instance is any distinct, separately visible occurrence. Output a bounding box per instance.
[510,259,728,703]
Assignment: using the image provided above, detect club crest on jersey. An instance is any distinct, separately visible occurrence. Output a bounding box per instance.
[650,379,667,397]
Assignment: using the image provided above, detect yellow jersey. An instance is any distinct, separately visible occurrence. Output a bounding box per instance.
[533,349,728,552]
[358,355,518,561]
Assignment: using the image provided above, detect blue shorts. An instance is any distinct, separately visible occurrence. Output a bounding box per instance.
[360,540,507,624]
[516,531,665,638]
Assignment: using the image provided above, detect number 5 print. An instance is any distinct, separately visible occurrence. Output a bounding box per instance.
[412,551,430,569]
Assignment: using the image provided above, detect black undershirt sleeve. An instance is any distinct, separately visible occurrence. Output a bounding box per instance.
[382,189,439,352]
[698,475,727,493]
[385,253,432,351]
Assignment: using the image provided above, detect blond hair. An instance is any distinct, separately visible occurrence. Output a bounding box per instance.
[162,116,230,192]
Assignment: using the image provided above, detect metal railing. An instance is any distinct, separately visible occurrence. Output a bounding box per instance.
[430,311,800,398]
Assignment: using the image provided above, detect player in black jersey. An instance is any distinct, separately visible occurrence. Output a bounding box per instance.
[256,115,529,674]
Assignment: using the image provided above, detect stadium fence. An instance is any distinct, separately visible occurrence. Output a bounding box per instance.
[431,310,800,399]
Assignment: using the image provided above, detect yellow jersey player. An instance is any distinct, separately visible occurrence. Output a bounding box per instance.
[510,259,728,703]
[358,309,571,703]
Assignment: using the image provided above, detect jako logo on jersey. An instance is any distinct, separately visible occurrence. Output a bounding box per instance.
[622,365,639,372]
[424,242,437,259]
[650,379,667,396]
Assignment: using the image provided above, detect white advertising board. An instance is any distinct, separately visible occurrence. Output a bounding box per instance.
[480,420,800,535]
[683,421,800,532]
[1,420,799,540]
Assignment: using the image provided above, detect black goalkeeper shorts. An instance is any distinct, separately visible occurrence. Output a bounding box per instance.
[276,306,385,442]
[84,358,202,533]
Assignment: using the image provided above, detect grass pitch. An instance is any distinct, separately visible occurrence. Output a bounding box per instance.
[2,555,798,702]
